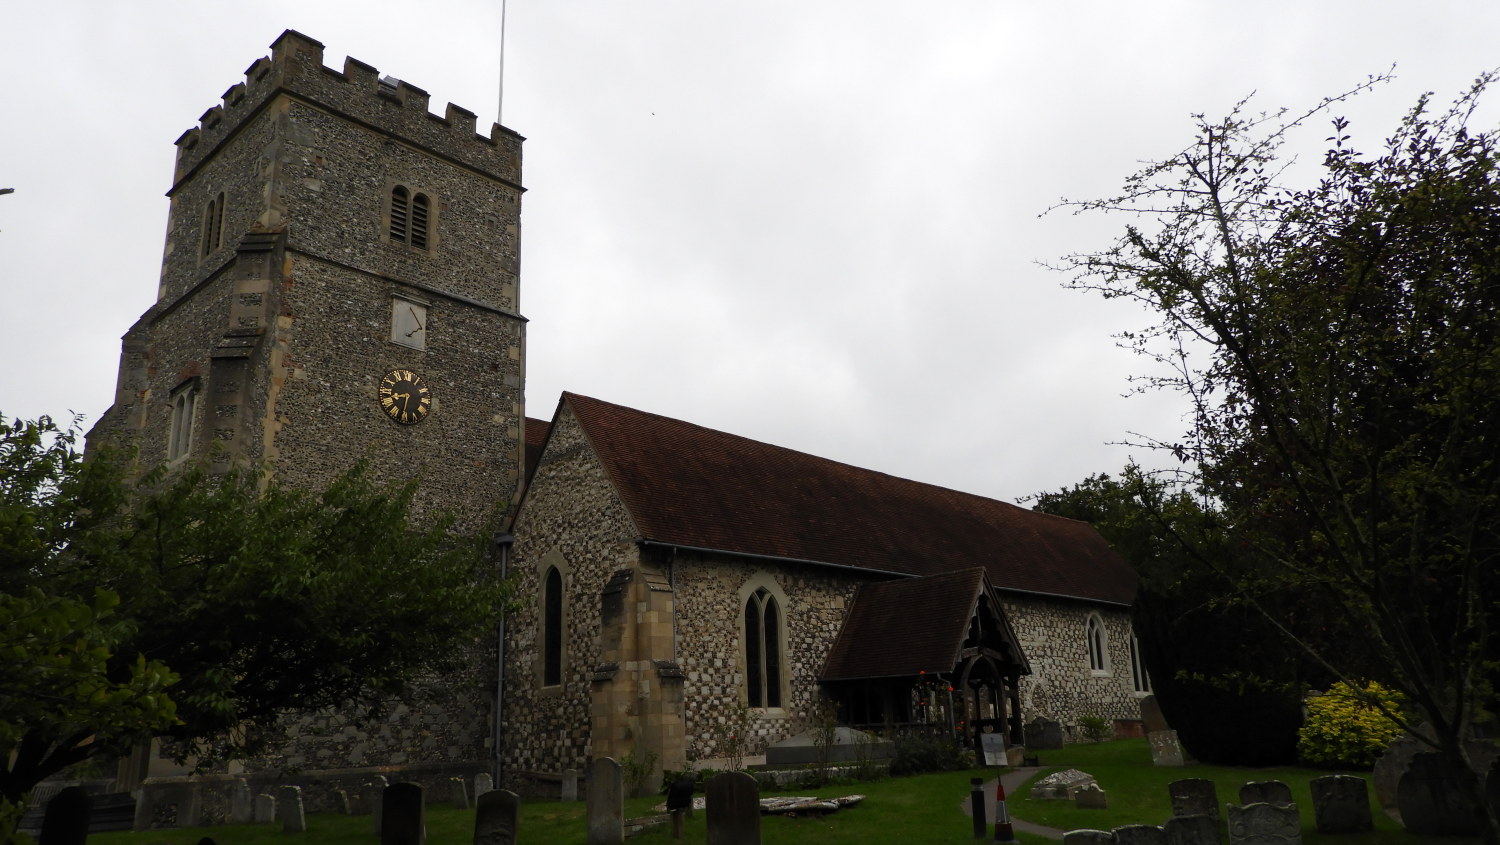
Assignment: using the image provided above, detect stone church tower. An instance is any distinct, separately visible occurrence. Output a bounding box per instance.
[91,30,525,785]
[92,30,526,531]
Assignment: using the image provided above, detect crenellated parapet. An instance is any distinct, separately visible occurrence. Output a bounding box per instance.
[170,29,521,191]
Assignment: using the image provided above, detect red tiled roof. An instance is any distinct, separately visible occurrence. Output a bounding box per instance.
[561,392,1136,606]
[822,568,1026,681]
[523,417,550,487]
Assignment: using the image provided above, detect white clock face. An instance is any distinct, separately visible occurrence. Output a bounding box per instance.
[390,298,427,350]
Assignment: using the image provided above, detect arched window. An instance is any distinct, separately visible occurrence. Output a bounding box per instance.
[1129,634,1151,694]
[167,380,197,462]
[1086,613,1109,675]
[744,587,782,708]
[201,192,224,257]
[542,565,563,687]
[388,185,432,250]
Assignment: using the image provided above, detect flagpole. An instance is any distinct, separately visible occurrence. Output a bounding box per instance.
[497,0,508,126]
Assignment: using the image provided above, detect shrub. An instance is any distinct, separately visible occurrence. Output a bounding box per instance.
[1078,716,1112,743]
[889,735,967,776]
[1298,680,1405,769]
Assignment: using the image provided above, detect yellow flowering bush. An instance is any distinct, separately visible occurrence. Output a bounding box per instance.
[1297,680,1405,769]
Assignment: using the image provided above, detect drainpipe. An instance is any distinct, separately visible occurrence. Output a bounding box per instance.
[493,533,514,786]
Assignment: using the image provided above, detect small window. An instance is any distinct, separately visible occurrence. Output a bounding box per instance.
[201,192,225,257]
[744,587,782,708]
[388,185,433,250]
[542,566,564,687]
[167,382,198,462]
[1086,613,1110,675]
[1129,634,1151,694]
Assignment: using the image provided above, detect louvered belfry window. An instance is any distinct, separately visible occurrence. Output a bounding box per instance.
[389,185,431,249]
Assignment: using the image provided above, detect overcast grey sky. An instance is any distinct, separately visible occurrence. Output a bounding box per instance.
[4,2,1498,504]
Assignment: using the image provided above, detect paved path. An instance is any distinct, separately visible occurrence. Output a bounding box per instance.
[958,767,1066,840]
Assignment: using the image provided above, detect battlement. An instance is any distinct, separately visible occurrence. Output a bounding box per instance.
[171,30,521,191]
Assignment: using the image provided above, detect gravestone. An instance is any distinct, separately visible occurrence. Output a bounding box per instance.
[1238,781,1292,807]
[335,788,353,815]
[1372,733,1421,810]
[1163,814,1218,845]
[367,775,390,828]
[451,777,471,809]
[1148,730,1185,767]
[39,786,92,845]
[1168,778,1219,820]
[277,785,306,834]
[474,773,494,800]
[705,771,760,845]
[229,778,252,824]
[562,768,579,802]
[1026,717,1065,749]
[1063,831,1116,845]
[1031,768,1099,800]
[382,782,426,845]
[134,782,202,830]
[586,758,623,845]
[1397,751,1478,836]
[253,794,275,825]
[1226,803,1300,845]
[474,789,520,845]
[1140,694,1171,734]
[1076,783,1108,809]
[1113,824,1168,845]
[1309,775,1371,834]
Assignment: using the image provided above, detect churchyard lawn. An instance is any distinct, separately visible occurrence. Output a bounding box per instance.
[86,739,1459,844]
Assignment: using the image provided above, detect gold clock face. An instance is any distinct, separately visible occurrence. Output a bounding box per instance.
[378,369,432,425]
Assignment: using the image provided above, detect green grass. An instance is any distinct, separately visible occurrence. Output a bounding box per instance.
[81,741,1472,843]
[1011,738,1473,844]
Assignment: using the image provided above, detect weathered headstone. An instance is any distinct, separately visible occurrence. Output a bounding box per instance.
[473,789,519,845]
[1148,730,1185,767]
[1226,802,1300,845]
[277,785,306,834]
[474,773,495,800]
[1397,752,1478,836]
[1025,717,1065,750]
[1309,775,1371,834]
[229,778,253,824]
[133,782,202,831]
[1062,831,1115,845]
[1238,781,1292,807]
[1030,768,1099,800]
[39,786,92,845]
[451,777,471,809]
[1140,694,1171,734]
[367,775,390,829]
[1372,733,1421,810]
[1163,814,1218,845]
[252,794,276,825]
[586,758,623,845]
[1113,824,1168,845]
[562,768,580,802]
[382,782,426,845]
[705,771,760,845]
[1076,783,1109,810]
[335,788,353,815]
[1169,778,1219,820]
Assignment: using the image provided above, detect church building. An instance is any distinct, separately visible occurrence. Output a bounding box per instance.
[90,31,1143,809]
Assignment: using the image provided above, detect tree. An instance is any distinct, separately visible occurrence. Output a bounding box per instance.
[1054,73,1500,840]
[1031,467,1313,765]
[0,414,507,808]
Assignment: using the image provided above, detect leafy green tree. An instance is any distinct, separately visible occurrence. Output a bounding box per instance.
[1054,73,1500,840]
[1031,467,1312,765]
[0,414,507,808]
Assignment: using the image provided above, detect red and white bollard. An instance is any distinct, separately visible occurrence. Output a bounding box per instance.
[993,778,1017,843]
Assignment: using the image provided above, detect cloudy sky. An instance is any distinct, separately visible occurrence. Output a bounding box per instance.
[4,2,1497,504]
